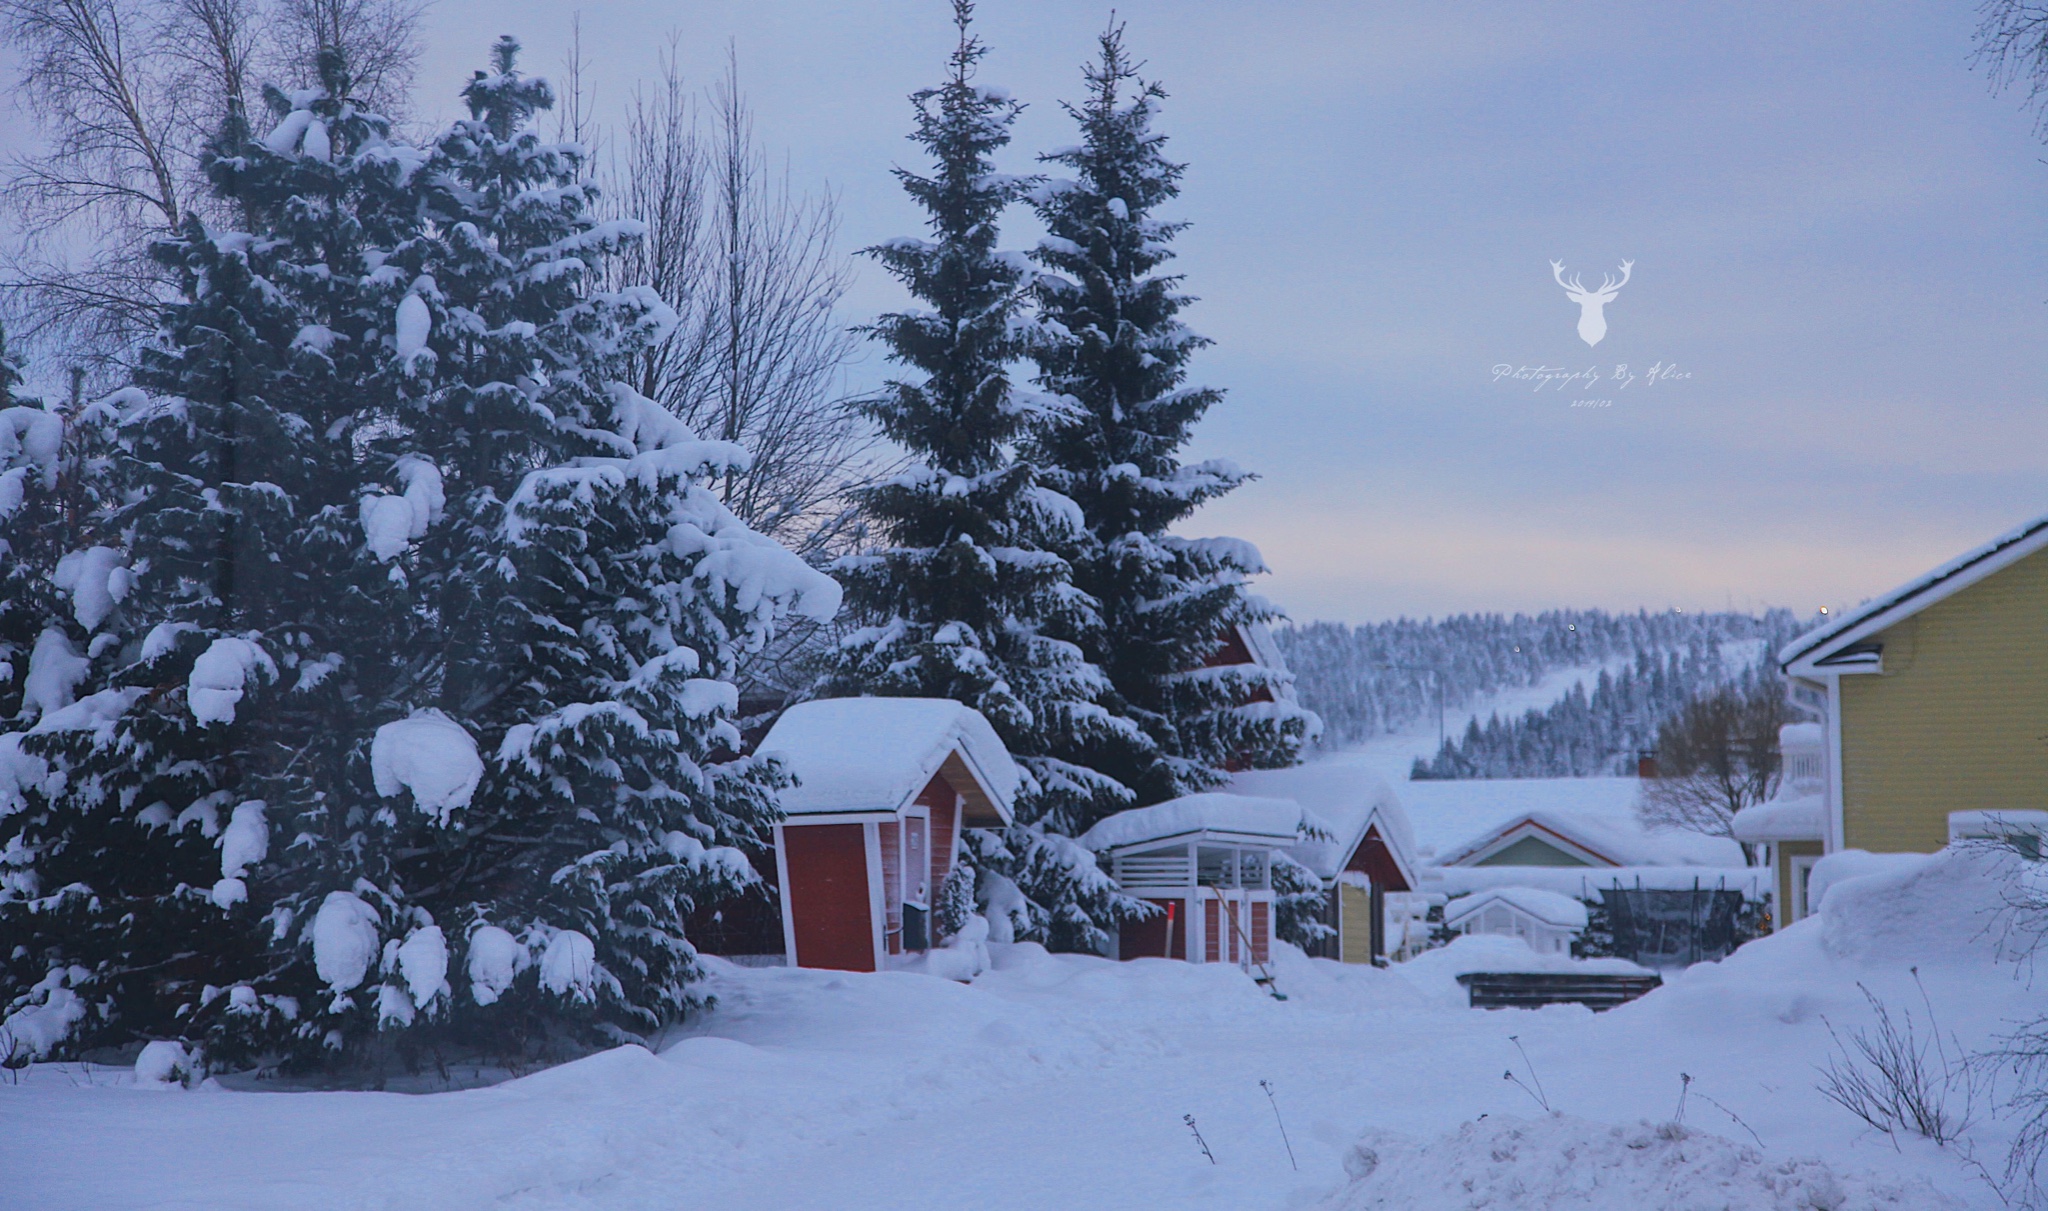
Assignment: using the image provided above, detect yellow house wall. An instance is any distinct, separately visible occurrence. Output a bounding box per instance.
[1838,547,2048,853]
[1338,882,1374,964]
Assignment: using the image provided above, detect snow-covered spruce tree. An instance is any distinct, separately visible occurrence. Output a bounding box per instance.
[827,1,1146,952]
[0,41,837,1074]
[1026,24,1314,806]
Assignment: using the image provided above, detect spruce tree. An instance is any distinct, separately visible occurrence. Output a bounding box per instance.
[1026,25,1315,805]
[829,1,1144,951]
[0,41,837,1072]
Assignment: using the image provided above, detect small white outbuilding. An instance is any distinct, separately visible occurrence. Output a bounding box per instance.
[1443,886,1589,955]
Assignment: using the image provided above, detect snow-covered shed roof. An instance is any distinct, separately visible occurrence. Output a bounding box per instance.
[1779,510,2048,674]
[1079,793,1309,854]
[756,698,1017,825]
[1730,792,1824,843]
[1399,777,1744,868]
[1227,763,1418,888]
[1444,886,1590,931]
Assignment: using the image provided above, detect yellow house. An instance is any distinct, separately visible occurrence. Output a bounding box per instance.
[1737,515,2048,929]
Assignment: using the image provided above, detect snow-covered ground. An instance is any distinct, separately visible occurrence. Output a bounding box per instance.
[2,846,2032,1210]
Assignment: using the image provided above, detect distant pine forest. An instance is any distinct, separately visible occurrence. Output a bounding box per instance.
[1274,608,1808,778]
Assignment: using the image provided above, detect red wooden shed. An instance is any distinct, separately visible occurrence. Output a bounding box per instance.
[758,698,1017,972]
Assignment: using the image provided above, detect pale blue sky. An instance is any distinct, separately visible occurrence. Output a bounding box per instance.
[414,4,2048,621]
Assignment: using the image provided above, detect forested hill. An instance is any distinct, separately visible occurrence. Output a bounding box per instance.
[1275,608,1806,756]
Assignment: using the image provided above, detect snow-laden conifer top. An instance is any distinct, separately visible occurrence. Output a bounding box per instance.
[757,697,1018,818]
[1079,792,1308,852]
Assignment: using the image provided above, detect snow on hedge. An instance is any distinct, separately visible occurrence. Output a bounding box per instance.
[371,710,482,825]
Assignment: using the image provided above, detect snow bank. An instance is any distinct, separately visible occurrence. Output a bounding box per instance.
[371,710,482,825]
[1080,792,1307,851]
[1814,846,2017,966]
[133,1041,192,1088]
[1322,1115,1960,1210]
[1394,934,1650,1007]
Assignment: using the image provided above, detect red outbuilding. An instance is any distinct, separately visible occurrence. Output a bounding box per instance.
[758,698,1017,972]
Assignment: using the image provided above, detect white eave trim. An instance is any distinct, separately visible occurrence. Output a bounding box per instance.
[779,808,902,825]
[1103,828,1297,857]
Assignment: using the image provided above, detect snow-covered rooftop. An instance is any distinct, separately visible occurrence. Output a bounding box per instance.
[756,698,1018,822]
[1079,792,1307,853]
[1730,792,1824,843]
[1779,509,2048,669]
[1444,885,1590,930]
[1397,776,1744,867]
[1227,762,1417,885]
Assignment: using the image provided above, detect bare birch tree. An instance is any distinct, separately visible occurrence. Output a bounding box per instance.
[603,44,871,562]
[1979,1,2048,134]
[0,0,424,365]
[1635,674,1789,863]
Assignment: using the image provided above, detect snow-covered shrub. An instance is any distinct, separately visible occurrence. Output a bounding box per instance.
[1817,978,1981,1147]
[933,863,977,943]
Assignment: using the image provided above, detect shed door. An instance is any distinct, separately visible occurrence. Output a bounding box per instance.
[902,814,930,952]
[784,823,875,972]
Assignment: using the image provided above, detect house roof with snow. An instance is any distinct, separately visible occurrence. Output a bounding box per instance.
[1397,776,1744,869]
[1730,792,1825,844]
[1227,763,1419,891]
[1779,510,2048,675]
[1444,886,1590,931]
[1079,793,1310,854]
[756,697,1017,825]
